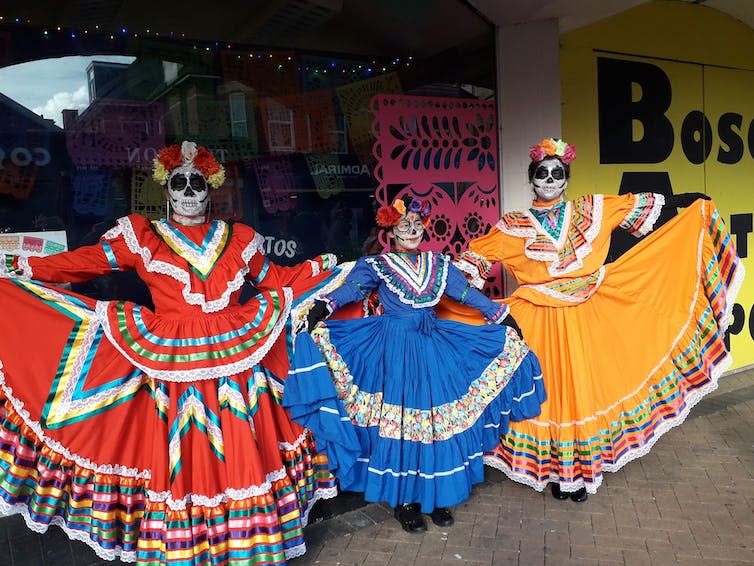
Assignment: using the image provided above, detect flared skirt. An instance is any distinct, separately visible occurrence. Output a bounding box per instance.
[284,312,546,512]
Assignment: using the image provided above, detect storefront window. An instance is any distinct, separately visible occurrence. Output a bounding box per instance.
[0,2,497,303]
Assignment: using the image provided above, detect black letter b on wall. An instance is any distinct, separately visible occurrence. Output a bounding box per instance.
[598,57,674,163]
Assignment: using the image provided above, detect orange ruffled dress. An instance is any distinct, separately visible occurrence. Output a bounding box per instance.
[0,214,344,565]
[438,194,744,494]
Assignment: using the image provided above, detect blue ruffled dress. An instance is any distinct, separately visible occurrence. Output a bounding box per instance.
[284,251,546,512]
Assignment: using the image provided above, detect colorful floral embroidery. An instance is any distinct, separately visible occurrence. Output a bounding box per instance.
[311,326,531,443]
[521,267,606,303]
[498,195,603,276]
[365,252,449,308]
[620,192,664,236]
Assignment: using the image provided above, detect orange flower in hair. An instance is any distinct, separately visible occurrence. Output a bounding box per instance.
[376,205,402,228]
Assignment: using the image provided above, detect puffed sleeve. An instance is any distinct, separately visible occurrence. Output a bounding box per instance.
[616,192,665,237]
[321,257,380,312]
[468,227,508,263]
[444,262,509,323]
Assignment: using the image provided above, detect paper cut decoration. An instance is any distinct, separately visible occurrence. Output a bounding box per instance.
[72,168,111,217]
[130,168,166,220]
[64,100,166,168]
[0,161,36,199]
[250,155,298,214]
[0,230,67,257]
[336,73,402,167]
[371,94,502,294]
[305,154,345,199]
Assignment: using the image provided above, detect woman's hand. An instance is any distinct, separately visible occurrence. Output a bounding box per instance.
[305,299,331,332]
[500,313,523,340]
[664,192,711,208]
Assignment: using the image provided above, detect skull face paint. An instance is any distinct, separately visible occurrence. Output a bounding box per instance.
[531,157,568,202]
[391,211,424,251]
[167,165,209,218]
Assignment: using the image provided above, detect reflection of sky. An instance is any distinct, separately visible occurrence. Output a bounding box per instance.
[0,55,135,126]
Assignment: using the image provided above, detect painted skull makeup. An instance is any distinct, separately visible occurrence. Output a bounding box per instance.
[168,165,209,218]
[531,157,568,201]
[392,212,424,251]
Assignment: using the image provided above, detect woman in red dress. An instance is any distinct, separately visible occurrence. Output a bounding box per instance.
[0,141,343,565]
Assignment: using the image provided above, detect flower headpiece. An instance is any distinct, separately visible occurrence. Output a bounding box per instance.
[528,138,576,165]
[375,196,431,228]
[152,141,226,189]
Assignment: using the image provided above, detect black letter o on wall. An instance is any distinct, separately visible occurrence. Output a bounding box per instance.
[681,110,712,164]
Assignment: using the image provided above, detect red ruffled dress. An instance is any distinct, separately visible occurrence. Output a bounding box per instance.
[0,214,342,565]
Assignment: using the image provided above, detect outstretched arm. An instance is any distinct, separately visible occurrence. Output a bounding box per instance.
[663,192,711,209]
[304,257,379,331]
[248,252,337,291]
[1,230,135,283]
[444,263,522,337]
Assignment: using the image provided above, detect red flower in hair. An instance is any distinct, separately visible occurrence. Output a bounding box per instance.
[376,205,402,228]
[193,147,221,177]
[156,145,183,171]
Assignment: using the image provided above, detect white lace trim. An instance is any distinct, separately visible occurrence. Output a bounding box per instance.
[299,485,338,528]
[484,355,729,495]
[498,195,604,277]
[488,204,737,493]
[145,466,289,510]
[95,287,293,381]
[365,252,449,309]
[0,499,138,562]
[0,256,33,279]
[153,219,229,272]
[281,484,339,560]
[290,262,353,342]
[18,256,33,278]
[453,258,486,290]
[307,259,320,277]
[113,215,265,313]
[279,430,308,452]
[0,366,151,479]
[634,192,665,236]
[519,266,606,304]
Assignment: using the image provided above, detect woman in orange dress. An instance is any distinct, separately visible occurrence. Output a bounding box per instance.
[0,141,344,564]
[442,138,744,502]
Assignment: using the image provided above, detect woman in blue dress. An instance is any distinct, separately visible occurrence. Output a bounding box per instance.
[283,196,546,533]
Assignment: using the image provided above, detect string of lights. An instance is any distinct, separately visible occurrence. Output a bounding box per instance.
[0,15,414,78]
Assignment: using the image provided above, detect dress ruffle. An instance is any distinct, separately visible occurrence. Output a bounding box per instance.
[284,315,545,513]
[0,389,334,563]
[483,200,744,493]
[0,254,348,564]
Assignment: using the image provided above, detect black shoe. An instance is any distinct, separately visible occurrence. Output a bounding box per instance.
[551,483,569,500]
[394,504,427,533]
[429,507,454,527]
[307,498,333,523]
[570,487,588,502]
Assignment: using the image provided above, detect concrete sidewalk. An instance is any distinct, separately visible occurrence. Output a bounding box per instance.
[1,368,752,565]
[294,367,754,566]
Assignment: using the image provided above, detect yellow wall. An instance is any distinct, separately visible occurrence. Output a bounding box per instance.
[561,0,754,368]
